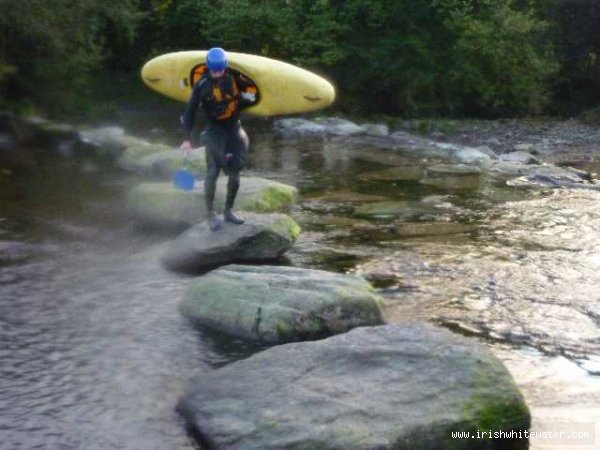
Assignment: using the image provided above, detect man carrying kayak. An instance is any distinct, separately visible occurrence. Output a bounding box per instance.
[180,47,257,231]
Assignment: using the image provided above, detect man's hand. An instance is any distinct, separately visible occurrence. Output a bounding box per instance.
[240,92,256,102]
[180,140,193,150]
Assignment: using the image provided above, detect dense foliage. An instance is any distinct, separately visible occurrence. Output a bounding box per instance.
[1,0,600,117]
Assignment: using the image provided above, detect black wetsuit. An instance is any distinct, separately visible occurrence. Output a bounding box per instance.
[181,72,253,215]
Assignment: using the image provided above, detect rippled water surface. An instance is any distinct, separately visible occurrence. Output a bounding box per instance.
[2,128,600,449]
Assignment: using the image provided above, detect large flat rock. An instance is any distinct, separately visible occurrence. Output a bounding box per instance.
[128,177,298,230]
[180,265,385,343]
[178,323,530,450]
[161,213,300,273]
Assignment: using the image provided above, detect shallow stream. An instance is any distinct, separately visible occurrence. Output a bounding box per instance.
[1,123,599,449]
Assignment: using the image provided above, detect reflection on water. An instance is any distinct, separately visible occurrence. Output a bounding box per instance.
[2,129,599,449]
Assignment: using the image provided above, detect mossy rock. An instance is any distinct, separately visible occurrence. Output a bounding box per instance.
[135,148,207,178]
[163,215,301,273]
[178,323,530,450]
[118,143,173,170]
[180,264,384,342]
[128,177,298,230]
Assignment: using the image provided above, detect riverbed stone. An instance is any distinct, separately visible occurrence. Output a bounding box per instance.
[134,147,207,178]
[361,123,390,136]
[128,177,297,230]
[450,145,496,164]
[498,151,541,165]
[178,323,530,450]
[20,117,80,149]
[507,165,594,188]
[421,164,482,190]
[162,214,300,273]
[179,264,384,342]
[358,165,424,182]
[118,143,173,171]
[392,221,478,237]
[273,118,327,136]
[315,117,366,136]
[79,126,150,159]
[353,200,452,220]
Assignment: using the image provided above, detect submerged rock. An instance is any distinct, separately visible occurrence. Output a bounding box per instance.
[178,323,530,450]
[128,177,297,230]
[421,164,482,191]
[353,200,452,220]
[358,165,424,182]
[180,264,384,343]
[162,214,300,273]
[392,221,477,237]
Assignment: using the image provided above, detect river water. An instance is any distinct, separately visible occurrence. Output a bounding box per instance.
[1,123,599,449]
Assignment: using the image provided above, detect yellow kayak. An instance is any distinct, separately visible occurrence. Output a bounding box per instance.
[141,51,335,116]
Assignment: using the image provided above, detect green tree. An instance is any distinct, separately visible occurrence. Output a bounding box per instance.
[439,0,559,115]
[0,0,143,114]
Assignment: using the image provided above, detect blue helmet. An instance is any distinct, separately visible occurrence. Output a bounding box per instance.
[206,47,228,72]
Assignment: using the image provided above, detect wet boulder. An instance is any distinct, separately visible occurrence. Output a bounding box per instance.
[18,117,79,152]
[128,177,297,230]
[179,264,385,343]
[133,147,206,178]
[498,151,541,165]
[361,123,389,136]
[79,126,149,160]
[448,145,496,164]
[273,117,366,137]
[273,118,327,136]
[117,143,173,171]
[507,165,594,188]
[421,164,482,190]
[315,117,366,136]
[162,214,300,273]
[178,323,530,450]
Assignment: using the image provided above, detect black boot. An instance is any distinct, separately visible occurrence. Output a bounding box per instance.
[224,173,244,225]
[204,169,223,231]
[224,209,244,225]
[207,212,223,231]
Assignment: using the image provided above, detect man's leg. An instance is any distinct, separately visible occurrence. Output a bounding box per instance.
[204,129,226,231]
[223,126,249,224]
[224,170,243,224]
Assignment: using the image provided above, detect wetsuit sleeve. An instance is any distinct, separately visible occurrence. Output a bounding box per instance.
[181,80,205,140]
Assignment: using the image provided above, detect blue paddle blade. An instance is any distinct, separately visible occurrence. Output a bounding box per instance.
[173,169,195,191]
